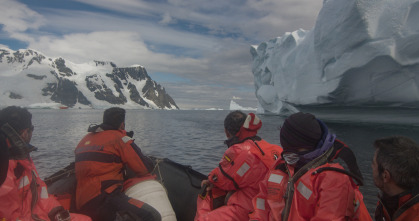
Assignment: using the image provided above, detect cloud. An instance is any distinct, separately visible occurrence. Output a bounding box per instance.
[29,31,207,74]
[0,0,45,41]
[36,9,221,55]
[74,0,322,41]
[0,0,323,109]
[159,12,175,25]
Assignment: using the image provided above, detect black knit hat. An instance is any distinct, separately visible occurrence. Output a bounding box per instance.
[103,107,125,129]
[280,112,322,152]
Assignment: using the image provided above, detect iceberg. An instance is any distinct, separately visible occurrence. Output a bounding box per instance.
[251,0,419,116]
[229,100,257,111]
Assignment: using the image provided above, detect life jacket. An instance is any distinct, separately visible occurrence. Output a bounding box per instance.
[213,137,282,190]
[195,137,282,221]
[250,140,371,221]
[0,123,91,221]
[74,127,152,210]
[249,138,281,168]
[375,186,419,221]
[0,123,55,220]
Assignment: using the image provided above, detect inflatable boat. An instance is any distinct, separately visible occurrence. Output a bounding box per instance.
[44,156,207,221]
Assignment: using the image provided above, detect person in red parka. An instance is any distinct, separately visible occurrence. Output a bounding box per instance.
[74,107,160,221]
[0,106,91,221]
[194,111,282,221]
[249,112,371,221]
[372,136,419,221]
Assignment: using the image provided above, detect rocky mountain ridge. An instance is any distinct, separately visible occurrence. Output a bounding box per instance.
[0,48,179,109]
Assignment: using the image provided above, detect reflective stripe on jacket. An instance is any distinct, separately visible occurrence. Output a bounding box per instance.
[249,158,372,221]
[201,138,282,219]
[75,129,153,210]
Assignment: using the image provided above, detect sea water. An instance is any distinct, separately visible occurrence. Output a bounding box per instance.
[29,109,419,215]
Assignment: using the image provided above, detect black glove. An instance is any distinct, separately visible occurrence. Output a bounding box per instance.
[126,131,134,138]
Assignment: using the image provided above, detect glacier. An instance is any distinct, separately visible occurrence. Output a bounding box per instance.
[251,0,419,117]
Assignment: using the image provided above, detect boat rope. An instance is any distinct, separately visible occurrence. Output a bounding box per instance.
[152,158,164,184]
[44,167,74,185]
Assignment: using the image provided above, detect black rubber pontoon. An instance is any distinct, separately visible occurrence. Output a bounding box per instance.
[45,157,207,221]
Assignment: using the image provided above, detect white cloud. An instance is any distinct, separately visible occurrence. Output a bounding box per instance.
[29,31,207,74]
[0,0,45,41]
[39,9,221,54]
[74,0,322,41]
[0,0,323,109]
[0,0,44,32]
[159,12,175,25]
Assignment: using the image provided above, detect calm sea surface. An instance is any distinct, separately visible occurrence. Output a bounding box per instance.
[28,109,419,215]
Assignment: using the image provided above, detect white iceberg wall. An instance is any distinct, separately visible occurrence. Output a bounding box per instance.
[229,100,257,111]
[252,0,419,114]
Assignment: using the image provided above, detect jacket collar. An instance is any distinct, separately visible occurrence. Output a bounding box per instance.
[224,135,261,148]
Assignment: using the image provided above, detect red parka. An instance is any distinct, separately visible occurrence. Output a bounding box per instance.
[195,138,282,221]
[0,157,91,221]
[75,128,153,210]
[375,189,419,221]
[249,146,371,221]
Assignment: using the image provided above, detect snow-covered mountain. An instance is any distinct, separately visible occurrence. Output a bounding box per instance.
[251,0,419,114]
[0,48,178,109]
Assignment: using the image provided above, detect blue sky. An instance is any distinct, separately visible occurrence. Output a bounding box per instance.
[0,0,322,109]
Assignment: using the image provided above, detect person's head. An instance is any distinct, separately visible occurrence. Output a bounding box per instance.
[224,111,262,143]
[103,107,126,130]
[372,136,419,196]
[280,112,322,154]
[0,106,33,143]
[224,110,247,138]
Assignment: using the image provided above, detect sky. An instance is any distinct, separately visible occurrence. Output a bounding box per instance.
[0,0,323,110]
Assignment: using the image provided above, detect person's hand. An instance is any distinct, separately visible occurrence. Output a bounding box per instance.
[201,179,213,192]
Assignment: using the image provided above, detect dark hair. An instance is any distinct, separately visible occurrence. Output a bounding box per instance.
[103,107,125,129]
[374,136,419,189]
[0,106,32,133]
[224,110,246,135]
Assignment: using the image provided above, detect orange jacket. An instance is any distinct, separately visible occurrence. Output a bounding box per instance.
[75,128,153,210]
[249,155,372,221]
[0,157,91,221]
[375,190,419,221]
[195,138,282,221]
